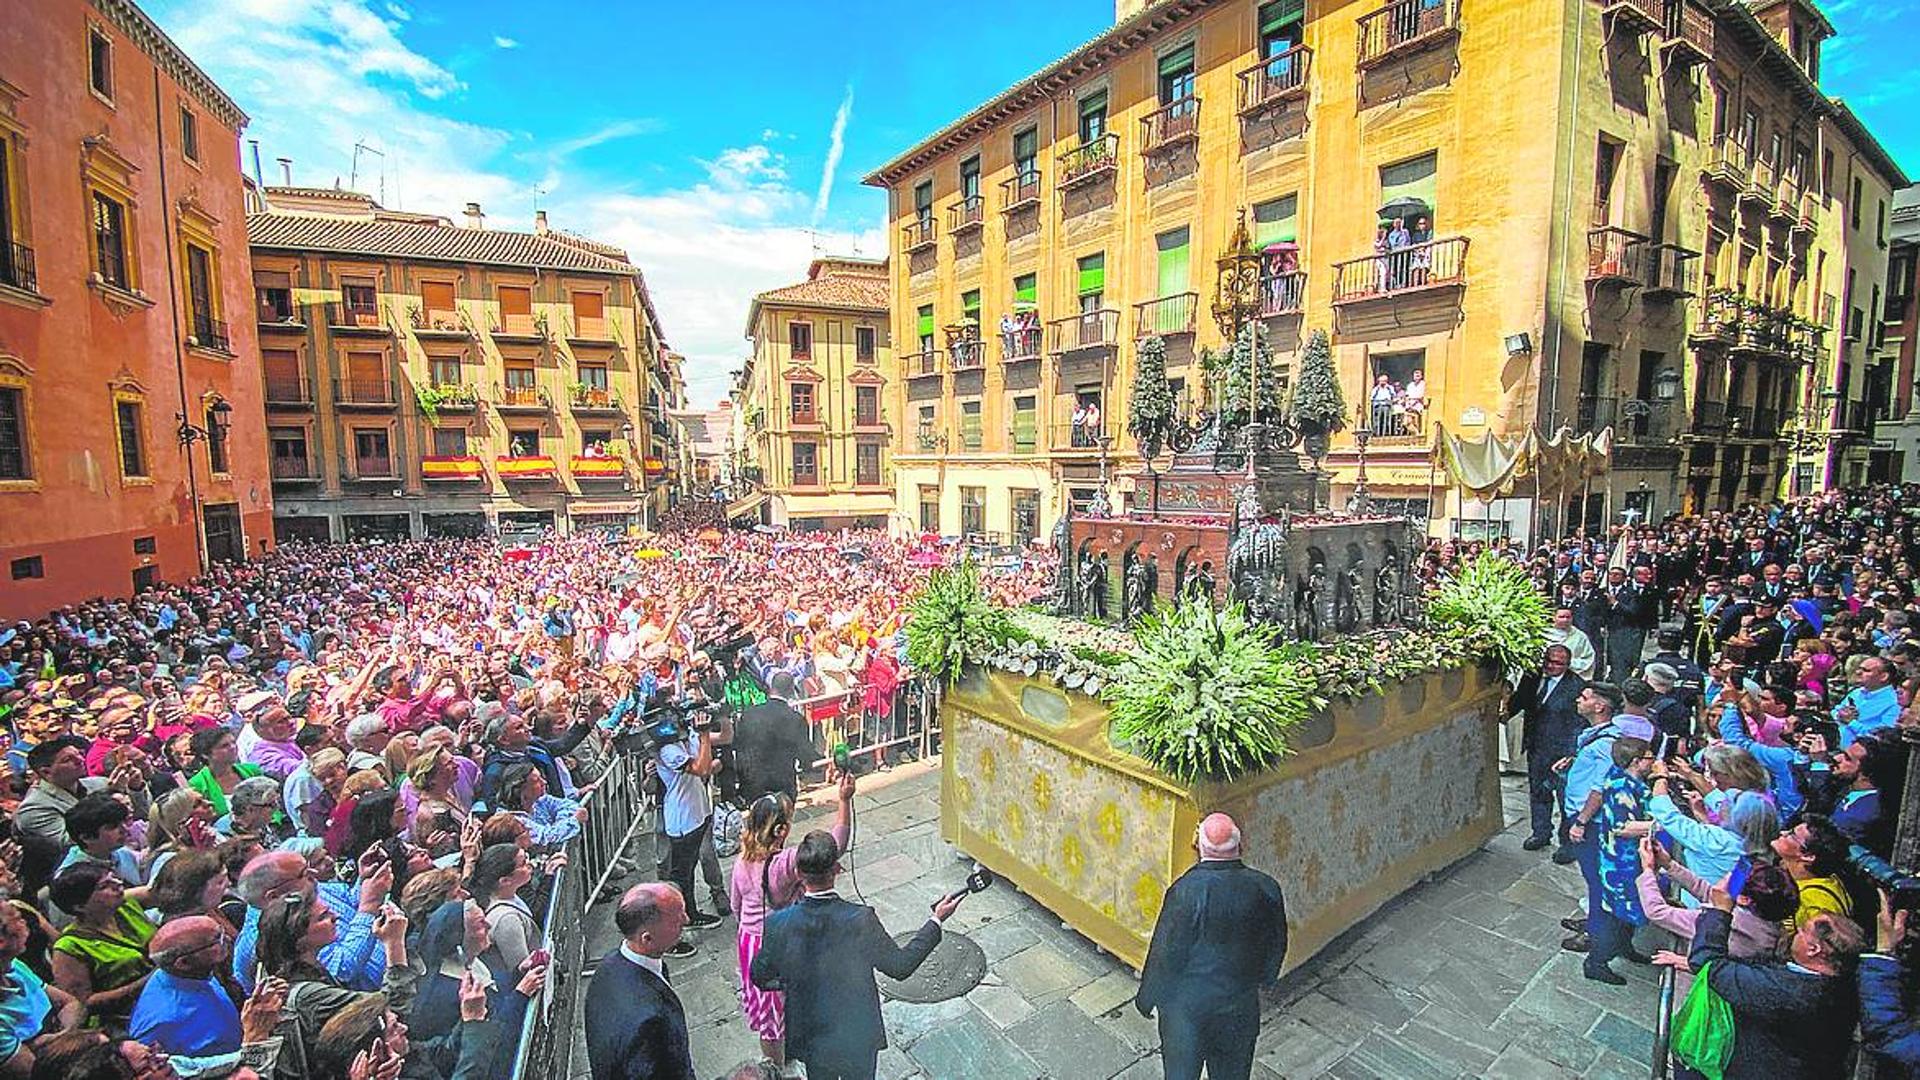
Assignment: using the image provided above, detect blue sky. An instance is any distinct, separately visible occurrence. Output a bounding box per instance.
[146,0,1913,408]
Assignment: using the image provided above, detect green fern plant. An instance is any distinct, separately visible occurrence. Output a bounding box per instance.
[1102,596,1315,783]
[905,559,1013,684]
[1426,552,1550,673]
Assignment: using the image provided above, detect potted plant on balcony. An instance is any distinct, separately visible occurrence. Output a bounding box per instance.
[414,383,474,425]
[1288,328,1346,467]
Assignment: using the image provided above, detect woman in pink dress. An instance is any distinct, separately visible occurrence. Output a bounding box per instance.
[728,769,855,1073]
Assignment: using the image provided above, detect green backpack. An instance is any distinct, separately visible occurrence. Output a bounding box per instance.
[1669,961,1736,1080]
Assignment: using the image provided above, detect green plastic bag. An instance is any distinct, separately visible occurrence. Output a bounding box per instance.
[1669,961,1735,1080]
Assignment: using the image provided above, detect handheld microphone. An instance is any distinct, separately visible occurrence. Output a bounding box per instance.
[936,862,995,909]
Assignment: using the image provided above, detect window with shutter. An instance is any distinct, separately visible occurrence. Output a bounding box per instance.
[1259,0,1305,52]
[1078,91,1107,144]
[1253,195,1298,246]
[1380,152,1439,232]
[1157,46,1195,103]
[422,282,456,321]
[1156,229,1191,297]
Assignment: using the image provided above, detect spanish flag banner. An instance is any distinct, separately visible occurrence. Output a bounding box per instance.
[496,456,556,478]
[421,456,483,480]
[571,457,625,478]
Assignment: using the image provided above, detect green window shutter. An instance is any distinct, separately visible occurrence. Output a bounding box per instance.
[1157,45,1194,79]
[1156,228,1191,296]
[962,290,981,318]
[1014,128,1038,169]
[1253,195,1299,246]
[1080,91,1107,122]
[1014,274,1037,305]
[916,305,934,338]
[914,182,932,212]
[1259,0,1305,37]
[1078,253,1106,296]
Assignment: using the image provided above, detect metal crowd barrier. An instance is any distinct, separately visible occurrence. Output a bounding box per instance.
[795,677,941,777]
[507,748,654,1080]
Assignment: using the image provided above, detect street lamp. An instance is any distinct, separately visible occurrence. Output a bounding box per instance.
[176,397,232,447]
[1211,210,1268,476]
[1349,401,1372,514]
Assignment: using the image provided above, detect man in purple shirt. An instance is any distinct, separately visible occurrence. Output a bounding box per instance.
[234,692,304,780]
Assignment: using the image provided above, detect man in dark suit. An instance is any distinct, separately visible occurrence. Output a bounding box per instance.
[1511,644,1587,852]
[584,883,696,1080]
[1603,565,1659,681]
[750,831,962,1080]
[1684,887,1862,1078]
[1137,813,1288,1080]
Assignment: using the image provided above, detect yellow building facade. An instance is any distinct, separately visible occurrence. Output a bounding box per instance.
[737,257,895,530]
[865,0,1903,541]
[248,190,674,539]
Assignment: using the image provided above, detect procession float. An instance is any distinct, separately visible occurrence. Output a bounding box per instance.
[909,219,1548,974]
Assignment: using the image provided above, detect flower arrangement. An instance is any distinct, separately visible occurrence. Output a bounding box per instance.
[1425,552,1549,675]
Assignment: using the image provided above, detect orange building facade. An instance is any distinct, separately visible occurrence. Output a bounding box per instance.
[0,0,268,621]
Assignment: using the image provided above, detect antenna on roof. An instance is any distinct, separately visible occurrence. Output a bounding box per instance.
[351,142,385,200]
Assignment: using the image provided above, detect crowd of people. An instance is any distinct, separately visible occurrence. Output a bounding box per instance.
[1503,483,1920,1078]
[0,527,1051,1080]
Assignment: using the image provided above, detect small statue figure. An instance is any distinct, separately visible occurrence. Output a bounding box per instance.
[1190,560,1217,604]
[1335,563,1363,634]
[1373,560,1399,627]
[1077,552,1099,619]
[1125,557,1152,624]
[1298,562,1327,641]
[1050,516,1076,615]
[1093,552,1112,620]
[1143,553,1160,607]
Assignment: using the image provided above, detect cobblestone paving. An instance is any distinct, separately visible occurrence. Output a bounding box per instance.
[578,761,1668,1079]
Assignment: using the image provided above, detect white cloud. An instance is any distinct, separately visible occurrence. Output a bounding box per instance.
[812,85,853,230]
[148,0,881,410]
[493,35,518,49]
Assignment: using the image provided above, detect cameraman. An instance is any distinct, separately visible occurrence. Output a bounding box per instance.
[657,703,725,934]
[1860,894,1920,1075]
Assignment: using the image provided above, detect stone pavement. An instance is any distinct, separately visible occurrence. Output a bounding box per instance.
[577,759,1673,1079]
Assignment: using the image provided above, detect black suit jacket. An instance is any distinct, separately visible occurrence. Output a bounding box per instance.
[1512,670,1587,756]
[583,949,694,1080]
[1136,859,1288,1018]
[751,893,942,1065]
[1689,908,1857,1079]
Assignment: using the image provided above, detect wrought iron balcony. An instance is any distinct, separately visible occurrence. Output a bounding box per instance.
[0,242,37,294]
[949,338,987,371]
[1140,97,1200,155]
[1586,227,1649,285]
[568,385,621,411]
[350,455,396,479]
[903,217,938,254]
[1691,399,1727,435]
[1330,236,1468,305]
[1355,0,1461,68]
[1047,310,1121,354]
[334,376,395,408]
[1602,0,1660,35]
[1237,46,1312,116]
[1050,418,1119,454]
[1704,137,1750,191]
[1001,171,1042,213]
[270,457,312,480]
[255,287,298,325]
[1057,134,1120,190]
[1744,158,1777,206]
[329,303,387,332]
[495,384,551,411]
[1134,293,1198,338]
[904,349,943,378]
[1261,270,1308,317]
[265,376,311,405]
[948,195,985,235]
[1001,325,1043,363]
[1645,244,1700,298]
[187,312,232,353]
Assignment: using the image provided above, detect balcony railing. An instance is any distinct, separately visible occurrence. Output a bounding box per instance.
[351,456,396,479]
[496,384,551,410]
[493,313,542,339]
[1134,293,1198,337]
[1692,400,1727,435]
[903,217,938,254]
[265,376,310,405]
[1586,227,1648,284]
[1772,177,1802,221]
[570,315,608,340]
[568,385,619,410]
[1578,395,1675,442]
[1051,419,1119,453]
[330,303,385,331]
[1748,157,1778,203]
[1646,244,1700,298]
[1725,404,1755,433]
[1057,134,1120,189]
[1001,171,1042,212]
[335,376,395,406]
[1140,97,1200,155]
[270,457,311,480]
[904,349,943,378]
[1602,0,1661,34]
[790,408,819,427]
[1261,270,1308,317]
[1660,0,1713,66]
[188,312,232,353]
[1705,137,1750,189]
[948,195,985,234]
[0,242,38,294]
[855,410,882,429]
[1001,325,1044,363]
[1237,46,1312,115]
[1047,310,1121,354]
[1331,236,1468,304]
[949,338,986,371]
[1355,0,1461,67]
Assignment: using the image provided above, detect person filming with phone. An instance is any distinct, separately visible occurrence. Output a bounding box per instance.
[749,823,963,1080]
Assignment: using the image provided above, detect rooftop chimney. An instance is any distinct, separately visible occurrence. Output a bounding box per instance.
[276,157,292,185]
[463,202,485,230]
[534,210,549,234]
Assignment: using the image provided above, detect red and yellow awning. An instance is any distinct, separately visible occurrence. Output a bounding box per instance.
[496,455,557,478]
[642,457,666,476]
[421,456,483,480]
[571,456,625,478]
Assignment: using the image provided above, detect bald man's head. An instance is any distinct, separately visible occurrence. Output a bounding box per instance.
[1197,813,1242,860]
[613,882,687,958]
[237,850,310,907]
[150,915,226,978]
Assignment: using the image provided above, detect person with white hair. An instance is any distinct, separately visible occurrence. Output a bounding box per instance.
[1136,812,1288,1080]
[343,714,390,777]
